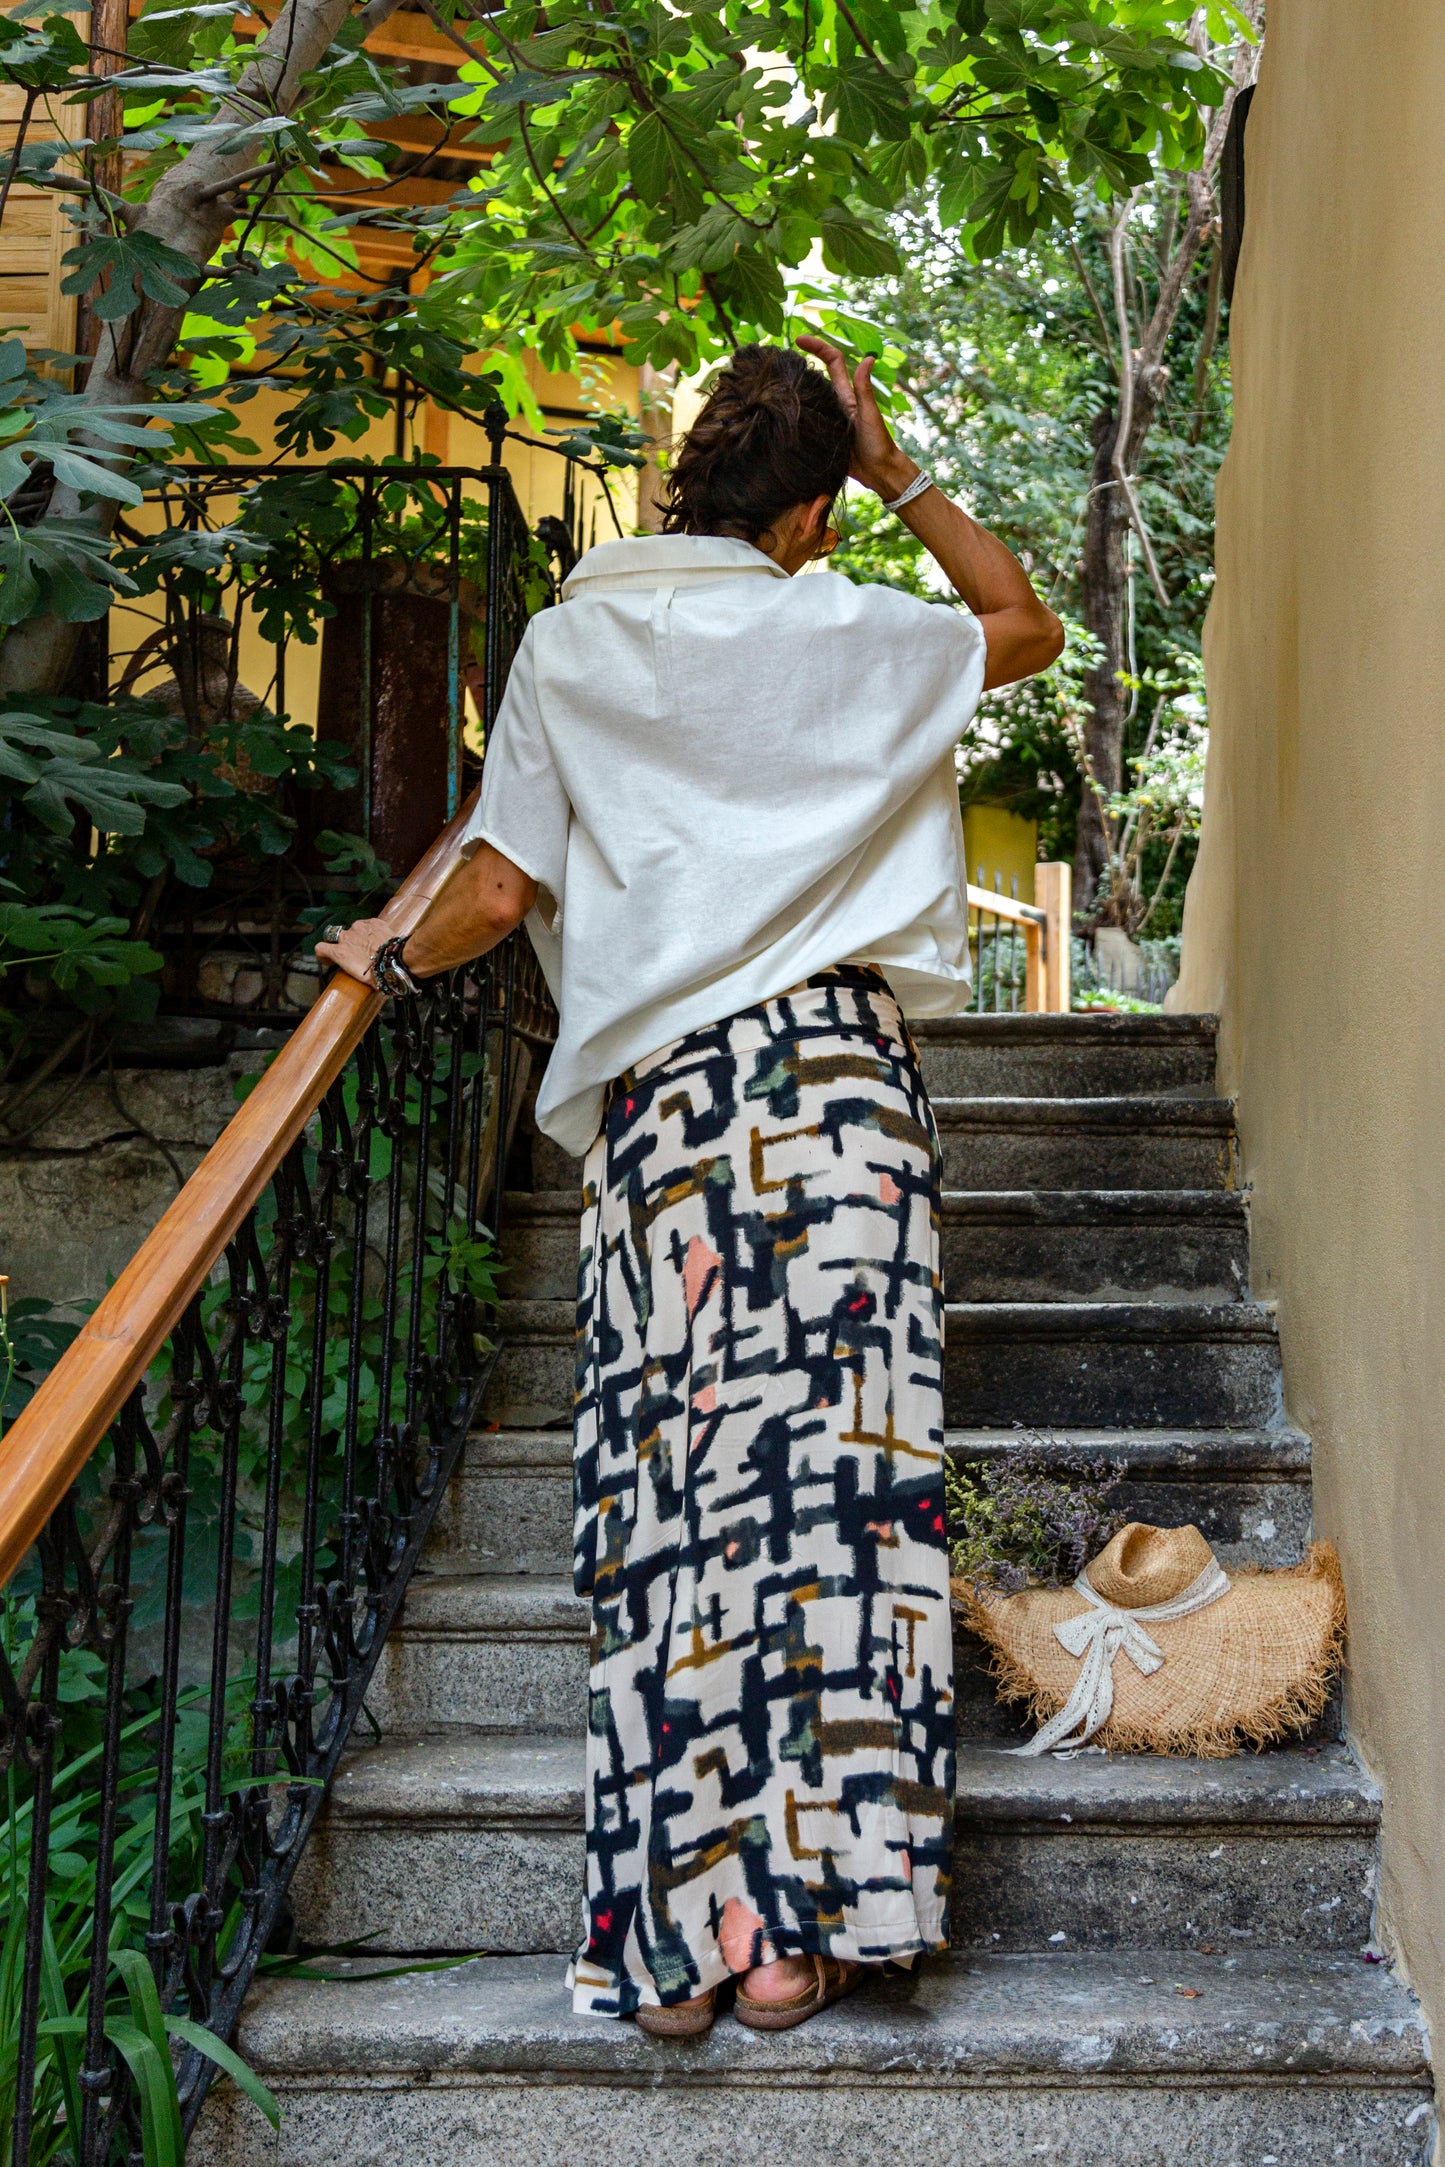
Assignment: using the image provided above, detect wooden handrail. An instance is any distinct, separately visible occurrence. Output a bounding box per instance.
[0,828,1074,1586]
[968,862,1072,1014]
[964,884,1046,929]
[0,796,479,1592]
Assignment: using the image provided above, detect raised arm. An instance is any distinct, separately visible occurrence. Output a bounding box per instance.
[796,336,1064,689]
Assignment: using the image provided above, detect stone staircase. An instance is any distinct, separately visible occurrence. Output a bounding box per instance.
[198,1012,1435,2166]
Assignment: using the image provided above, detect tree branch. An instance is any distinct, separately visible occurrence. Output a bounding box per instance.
[1068,237,1115,360]
[701,269,738,348]
[833,0,883,65]
[1189,226,1222,442]
[517,107,597,260]
[353,0,411,38]
[193,158,283,204]
[409,0,489,67]
[1107,202,1169,609]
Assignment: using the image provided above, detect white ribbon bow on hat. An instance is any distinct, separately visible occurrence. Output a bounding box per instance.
[1010,1557,1232,1757]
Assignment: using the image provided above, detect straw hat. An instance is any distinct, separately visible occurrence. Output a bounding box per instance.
[956,1523,1346,1759]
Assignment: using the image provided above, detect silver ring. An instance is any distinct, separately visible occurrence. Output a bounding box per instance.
[323,923,346,944]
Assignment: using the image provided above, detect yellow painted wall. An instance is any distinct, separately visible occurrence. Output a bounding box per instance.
[1172,0,1445,2058]
[110,350,650,739]
[962,804,1037,907]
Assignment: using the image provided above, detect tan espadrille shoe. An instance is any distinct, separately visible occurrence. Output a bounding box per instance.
[635,1987,717,2039]
[734,1955,861,2033]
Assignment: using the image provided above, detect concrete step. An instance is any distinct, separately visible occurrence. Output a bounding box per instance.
[292,1730,1378,1960]
[367,1553,1337,1752]
[500,1190,581,1302]
[948,1739,1376,1954]
[949,1424,1312,1569]
[366,1574,585,1736]
[932,1095,1237,1191]
[518,1016,1223,1192]
[912,1010,1220,1100]
[486,1299,1285,1432]
[291,1731,584,1955]
[941,1189,1248,1301]
[500,1188,1252,1309]
[531,1129,581,1190]
[526,1097,1240,1209]
[427,1428,573,1577]
[484,1303,574,1429]
[195,1948,1433,2167]
[944,1301,1283,1428]
[430,1424,1309,1582]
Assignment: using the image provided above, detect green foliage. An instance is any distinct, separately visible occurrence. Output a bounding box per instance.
[0,686,356,1032]
[0,2,1235,478]
[0,12,88,94]
[0,449,561,1057]
[0,1295,79,1424]
[0,337,217,541]
[0,1341,476,2166]
[1073,984,1162,1013]
[0,896,165,994]
[169,1049,503,1630]
[1086,655,1208,936]
[0,0,1239,1090]
[0,1596,281,2165]
[432,0,1237,376]
[0,708,188,833]
[60,232,201,325]
[831,181,1233,897]
[0,0,1232,1066]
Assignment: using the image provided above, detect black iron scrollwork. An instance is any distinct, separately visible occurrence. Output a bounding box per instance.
[0,456,561,2161]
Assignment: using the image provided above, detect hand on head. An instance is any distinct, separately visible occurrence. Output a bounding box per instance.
[795,336,915,501]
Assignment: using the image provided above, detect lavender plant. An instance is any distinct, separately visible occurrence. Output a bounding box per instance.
[947,1432,1129,1595]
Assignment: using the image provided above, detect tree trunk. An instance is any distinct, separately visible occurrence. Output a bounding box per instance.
[1075,403,1129,913]
[1075,364,1170,917]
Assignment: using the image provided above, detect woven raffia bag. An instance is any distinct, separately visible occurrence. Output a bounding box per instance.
[956,1521,1347,1759]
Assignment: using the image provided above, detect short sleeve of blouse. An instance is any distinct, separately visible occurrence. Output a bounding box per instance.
[460,625,570,927]
[856,585,987,779]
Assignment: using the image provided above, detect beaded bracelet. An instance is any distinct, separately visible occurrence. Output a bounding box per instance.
[372,934,422,999]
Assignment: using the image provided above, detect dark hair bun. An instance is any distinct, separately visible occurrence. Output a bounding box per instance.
[661,346,852,544]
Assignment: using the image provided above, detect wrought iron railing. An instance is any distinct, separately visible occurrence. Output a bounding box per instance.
[0,849,556,2162]
[86,419,558,1024]
[0,449,560,2161]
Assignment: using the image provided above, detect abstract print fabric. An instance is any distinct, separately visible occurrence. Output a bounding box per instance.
[568,965,955,2017]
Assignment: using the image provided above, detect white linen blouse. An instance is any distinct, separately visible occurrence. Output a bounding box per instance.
[460,532,987,1157]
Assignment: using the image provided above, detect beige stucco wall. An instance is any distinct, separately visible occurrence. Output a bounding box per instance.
[1172,0,1445,2058]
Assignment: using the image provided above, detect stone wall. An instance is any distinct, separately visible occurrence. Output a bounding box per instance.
[0,1060,260,1312]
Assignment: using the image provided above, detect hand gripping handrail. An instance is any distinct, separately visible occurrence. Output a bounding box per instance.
[0,794,476,1590]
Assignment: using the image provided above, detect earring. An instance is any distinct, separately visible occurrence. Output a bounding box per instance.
[814,526,840,559]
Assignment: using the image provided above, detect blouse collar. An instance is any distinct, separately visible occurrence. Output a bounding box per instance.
[559,533,789,599]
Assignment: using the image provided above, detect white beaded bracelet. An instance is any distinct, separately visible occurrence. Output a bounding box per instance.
[882,469,934,514]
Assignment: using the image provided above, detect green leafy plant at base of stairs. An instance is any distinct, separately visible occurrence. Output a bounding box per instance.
[0,1611,281,2165]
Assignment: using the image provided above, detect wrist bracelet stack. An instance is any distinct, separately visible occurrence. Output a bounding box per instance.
[882,468,934,514]
[372,934,422,1000]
